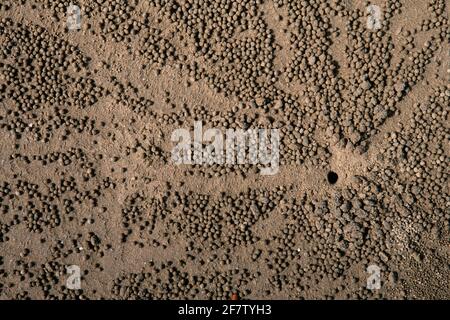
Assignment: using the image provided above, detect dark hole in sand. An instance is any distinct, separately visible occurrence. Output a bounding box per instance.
[327,171,338,184]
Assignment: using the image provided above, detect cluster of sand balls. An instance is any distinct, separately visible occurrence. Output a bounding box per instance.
[0,20,104,142]
[370,86,449,233]
[148,0,279,98]
[112,260,256,299]
[0,0,448,300]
